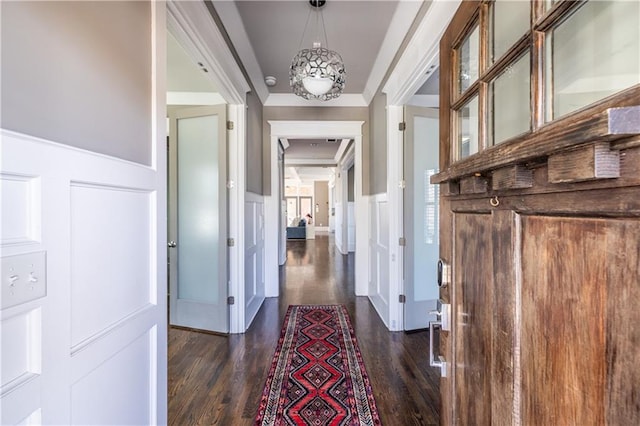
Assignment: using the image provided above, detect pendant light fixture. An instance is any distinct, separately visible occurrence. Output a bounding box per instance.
[290,0,346,101]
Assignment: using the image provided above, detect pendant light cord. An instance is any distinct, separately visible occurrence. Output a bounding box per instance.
[297,5,313,51]
[297,1,329,51]
[320,5,329,49]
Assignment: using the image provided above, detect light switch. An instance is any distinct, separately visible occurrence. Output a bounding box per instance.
[1,251,46,309]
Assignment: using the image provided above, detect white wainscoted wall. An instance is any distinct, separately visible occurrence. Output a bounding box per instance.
[244,192,265,327]
[334,201,345,254]
[347,202,356,252]
[368,194,390,327]
[0,131,166,425]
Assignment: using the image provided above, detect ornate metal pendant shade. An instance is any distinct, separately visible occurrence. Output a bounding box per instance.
[290,0,346,100]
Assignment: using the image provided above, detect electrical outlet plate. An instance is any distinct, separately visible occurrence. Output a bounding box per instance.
[2,251,46,309]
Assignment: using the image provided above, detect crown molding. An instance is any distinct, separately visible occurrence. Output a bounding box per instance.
[383,0,461,106]
[362,0,423,104]
[264,93,368,107]
[210,0,270,104]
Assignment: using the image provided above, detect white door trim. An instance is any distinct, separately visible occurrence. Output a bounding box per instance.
[382,0,460,330]
[266,121,369,296]
[167,0,251,332]
[382,0,461,106]
[227,104,248,333]
[386,105,405,331]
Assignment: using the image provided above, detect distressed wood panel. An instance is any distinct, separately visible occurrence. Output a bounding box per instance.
[454,212,493,425]
[548,142,620,183]
[491,165,533,190]
[605,220,640,425]
[521,216,606,425]
[451,186,640,216]
[460,176,488,194]
[432,90,640,184]
[490,211,519,425]
[439,196,453,426]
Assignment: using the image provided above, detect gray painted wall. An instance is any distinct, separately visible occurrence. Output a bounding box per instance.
[313,181,329,226]
[263,106,370,196]
[368,92,388,195]
[1,1,152,165]
[246,91,263,194]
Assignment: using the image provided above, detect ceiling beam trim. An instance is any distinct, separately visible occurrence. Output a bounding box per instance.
[407,94,440,108]
[269,121,365,139]
[285,159,337,166]
[167,91,226,106]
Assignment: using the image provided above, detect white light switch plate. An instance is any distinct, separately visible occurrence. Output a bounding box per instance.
[2,251,46,309]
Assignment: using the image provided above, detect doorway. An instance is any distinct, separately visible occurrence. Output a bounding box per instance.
[403,106,440,330]
[168,105,229,333]
[266,121,368,297]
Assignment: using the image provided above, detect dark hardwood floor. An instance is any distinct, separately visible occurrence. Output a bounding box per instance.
[168,233,441,425]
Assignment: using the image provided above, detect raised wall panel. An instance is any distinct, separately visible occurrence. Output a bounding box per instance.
[347,202,356,252]
[70,183,153,348]
[0,307,42,426]
[16,408,41,426]
[0,308,41,391]
[368,196,390,326]
[377,200,389,299]
[244,197,264,328]
[245,201,257,301]
[0,174,40,245]
[71,328,154,425]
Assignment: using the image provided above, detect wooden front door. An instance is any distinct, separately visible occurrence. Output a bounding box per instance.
[435,1,640,424]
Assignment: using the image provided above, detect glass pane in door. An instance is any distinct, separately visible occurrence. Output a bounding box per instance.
[490,0,530,63]
[457,95,480,159]
[457,25,480,94]
[178,115,220,303]
[489,51,531,145]
[404,106,440,331]
[546,0,640,120]
[169,105,227,333]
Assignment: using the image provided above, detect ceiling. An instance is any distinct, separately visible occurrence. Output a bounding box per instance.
[212,0,427,106]
[170,1,440,184]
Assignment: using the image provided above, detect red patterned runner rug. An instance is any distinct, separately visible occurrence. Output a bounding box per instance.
[255,305,381,425]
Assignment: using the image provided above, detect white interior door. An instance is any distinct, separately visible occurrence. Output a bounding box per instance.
[169,105,228,333]
[404,106,440,330]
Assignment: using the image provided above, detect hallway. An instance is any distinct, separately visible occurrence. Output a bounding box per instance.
[168,233,441,425]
